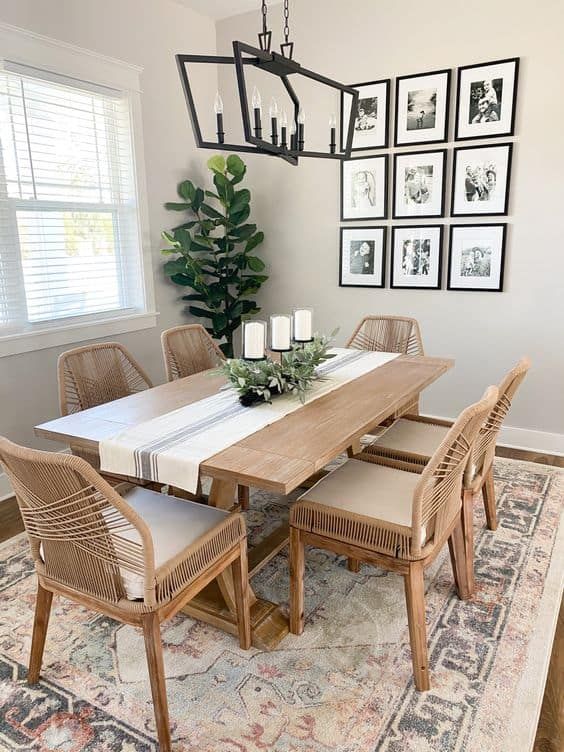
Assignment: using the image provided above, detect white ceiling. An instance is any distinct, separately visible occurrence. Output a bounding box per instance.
[176,0,267,20]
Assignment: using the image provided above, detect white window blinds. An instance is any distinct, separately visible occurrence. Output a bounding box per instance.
[0,62,146,337]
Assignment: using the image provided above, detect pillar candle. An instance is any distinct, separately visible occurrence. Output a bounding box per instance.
[270,315,291,350]
[243,321,265,359]
[293,308,313,341]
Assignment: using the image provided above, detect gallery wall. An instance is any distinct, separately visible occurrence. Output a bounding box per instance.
[0,0,217,454]
[216,0,564,449]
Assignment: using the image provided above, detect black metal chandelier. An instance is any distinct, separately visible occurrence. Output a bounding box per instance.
[176,0,359,166]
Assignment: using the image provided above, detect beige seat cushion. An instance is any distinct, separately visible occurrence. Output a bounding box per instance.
[118,487,231,599]
[297,459,426,545]
[375,418,448,459]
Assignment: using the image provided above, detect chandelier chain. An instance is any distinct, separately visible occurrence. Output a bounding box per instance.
[283,0,290,43]
[261,0,268,34]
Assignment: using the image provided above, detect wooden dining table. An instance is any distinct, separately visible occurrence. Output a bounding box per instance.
[35,353,453,649]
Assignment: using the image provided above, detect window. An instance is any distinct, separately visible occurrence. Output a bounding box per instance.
[0,58,155,354]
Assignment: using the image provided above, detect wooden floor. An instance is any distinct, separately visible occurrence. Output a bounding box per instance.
[0,445,562,749]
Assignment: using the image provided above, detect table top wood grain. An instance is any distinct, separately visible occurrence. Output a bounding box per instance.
[35,355,453,494]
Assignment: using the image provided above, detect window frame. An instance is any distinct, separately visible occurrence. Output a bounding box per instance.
[0,22,157,358]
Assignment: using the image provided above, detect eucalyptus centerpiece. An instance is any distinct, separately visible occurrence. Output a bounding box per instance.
[220,333,336,407]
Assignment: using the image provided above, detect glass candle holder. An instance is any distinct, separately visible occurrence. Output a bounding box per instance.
[269,314,292,352]
[292,307,313,343]
[242,320,266,360]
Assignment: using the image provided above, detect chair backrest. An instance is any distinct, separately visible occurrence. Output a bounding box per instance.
[58,342,153,416]
[161,324,225,382]
[411,385,498,557]
[347,315,424,356]
[469,357,531,482]
[0,437,156,606]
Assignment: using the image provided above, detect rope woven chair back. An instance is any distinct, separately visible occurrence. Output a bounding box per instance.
[410,385,498,558]
[347,315,424,356]
[469,357,531,482]
[58,342,153,416]
[0,438,154,606]
[161,324,225,382]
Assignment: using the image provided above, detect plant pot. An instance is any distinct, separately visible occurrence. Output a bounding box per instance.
[239,385,282,407]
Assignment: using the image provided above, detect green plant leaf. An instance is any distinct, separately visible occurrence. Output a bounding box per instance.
[171,273,196,286]
[247,256,265,272]
[164,201,192,211]
[163,258,188,276]
[200,203,224,220]
[226,154,246,178]
[229,205,251,226]
[173,227,192,249]
[177,180,196,201]
[229,189,250,215]
[192,187,205,213]
[189,305,213,319]
[207,155,226,173]
[212,311,228,331]
[230,223,256,240]
[172,221,197,231]
[214,172,234,203]
[245,231,264,252]
[181,293,206,301]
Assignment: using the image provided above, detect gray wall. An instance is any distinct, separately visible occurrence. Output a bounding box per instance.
[217,0,564,441]
[0,0,218,448]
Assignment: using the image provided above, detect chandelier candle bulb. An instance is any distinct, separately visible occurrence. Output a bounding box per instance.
[329,113,337,153]
[280,110,288,149]
[252,85,262,139]
[242,320,266,360]
[298,108,305,151]
[269,97,279,146]
[214,92,224,144]
[290,120,297,151]
[293,307,313,342]
[270,314,292,351]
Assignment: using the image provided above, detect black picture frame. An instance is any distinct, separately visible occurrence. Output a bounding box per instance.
[340,154,389,221]
[390,225,444,290]
[451,142,513,217]
[392,149,447,219]
[447,223,507,292]
[339,225,387,288]
[455,57,519,142]
[340,78,391,152]
[394,68,451,147]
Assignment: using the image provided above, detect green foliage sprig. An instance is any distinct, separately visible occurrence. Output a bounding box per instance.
[219,334,336,406]
[161,154,267,358]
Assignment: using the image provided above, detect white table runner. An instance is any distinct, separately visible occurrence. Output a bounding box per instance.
[99,348,399,493]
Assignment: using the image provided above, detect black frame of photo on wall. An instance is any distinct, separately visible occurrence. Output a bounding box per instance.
[447,223,507,292]
[392,149,447,219]
[340,154,389,221]
[390,225,444,290]
[339,225,387,288]
[394,68,451,147]
[451,142,513,217]
[455,57,519,141]
[340,78,391,152]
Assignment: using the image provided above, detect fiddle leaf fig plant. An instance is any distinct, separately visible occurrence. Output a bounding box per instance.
[161,154,267,357]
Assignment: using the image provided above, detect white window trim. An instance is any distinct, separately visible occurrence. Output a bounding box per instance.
[0,22,158,358]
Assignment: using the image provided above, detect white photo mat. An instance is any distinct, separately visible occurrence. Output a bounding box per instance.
[448,224,506,291]
[452,143,512,216]
[341,80,389,151]
[341,155,388,220]
[395,70,450,146]
[340,226,386,287]
[393,150,446,218]
[391,225,443,289]
[456,58,518,140]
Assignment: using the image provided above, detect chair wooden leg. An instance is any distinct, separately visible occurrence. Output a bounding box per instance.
[461,489,475,596]
[448,518,471,600]
[237,485,250,511]
[347,558,361,573]
[142,613,171,752]
[231,542,251,650]
[289,526,305,635]
[28,583,53,685]
[482,468,498,531]
[403,562,430,691]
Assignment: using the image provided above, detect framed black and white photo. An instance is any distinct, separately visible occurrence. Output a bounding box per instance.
[393,149,446,219]
[448,224,507,291]
[340,226,386,287]
[394,69,451,147]
[455,58,519,141]
[452,143,512,216]
[341,79,390,151]
[391,225,443,289]
[341,155,388,221]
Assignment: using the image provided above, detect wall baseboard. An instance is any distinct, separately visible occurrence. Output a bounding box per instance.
[1,422,562,502]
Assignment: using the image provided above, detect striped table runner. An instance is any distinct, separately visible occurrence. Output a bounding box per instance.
[99,348,399,493]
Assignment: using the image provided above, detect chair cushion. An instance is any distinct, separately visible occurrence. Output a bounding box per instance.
[375,418,448,459]
[297,459,425,544]
[118,487,231,599]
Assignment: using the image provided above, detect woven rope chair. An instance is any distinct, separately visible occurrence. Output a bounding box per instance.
[58,342,153,479]
[161,324,225,382]
[0,437,251,752]
[361,357,531,590]
[161,324,251,511]
[347,315,424,418]
[290,386,498,691]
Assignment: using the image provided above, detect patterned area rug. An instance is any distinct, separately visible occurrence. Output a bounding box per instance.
[0,458,562,752]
